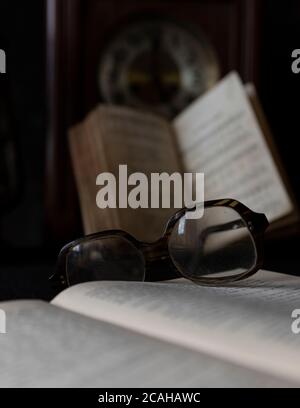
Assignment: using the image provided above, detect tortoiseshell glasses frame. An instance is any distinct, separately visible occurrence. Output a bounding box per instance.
[50,198,269,291]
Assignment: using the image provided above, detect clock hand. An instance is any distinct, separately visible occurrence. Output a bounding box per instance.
[150,29,169,104]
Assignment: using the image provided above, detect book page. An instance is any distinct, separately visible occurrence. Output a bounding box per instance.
[52,270,300,384]
[0,300,290,387]
[246,84,299,231]
[69,122,118,232]
[69,105,182,242]
[173,72,293,223]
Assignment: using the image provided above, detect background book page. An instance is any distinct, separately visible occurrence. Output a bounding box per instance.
[69,121,119,233]
[173,72,293,223]
[69,105,182,242]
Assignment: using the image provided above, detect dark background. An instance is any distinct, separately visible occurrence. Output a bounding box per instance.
[0,0,299,300]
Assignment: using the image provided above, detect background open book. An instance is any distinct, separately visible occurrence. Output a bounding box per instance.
[69,72,299,242]
[1,270,300,387]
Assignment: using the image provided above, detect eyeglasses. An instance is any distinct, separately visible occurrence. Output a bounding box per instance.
[50,198,269,289]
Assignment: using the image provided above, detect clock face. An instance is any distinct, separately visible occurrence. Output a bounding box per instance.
[98,19,220,117]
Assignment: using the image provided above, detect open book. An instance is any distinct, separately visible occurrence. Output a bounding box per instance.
[69,72,298,242]
[1,270,300,387]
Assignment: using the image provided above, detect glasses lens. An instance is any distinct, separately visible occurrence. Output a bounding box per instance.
[66,235,145,285]
[169,206,257,280]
